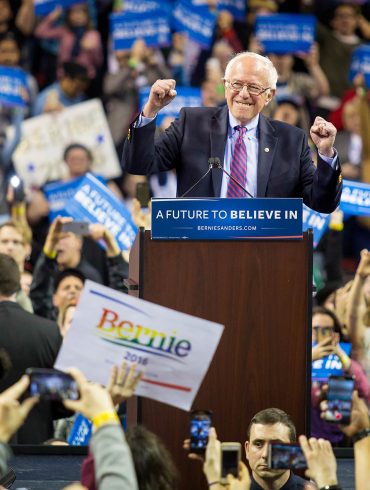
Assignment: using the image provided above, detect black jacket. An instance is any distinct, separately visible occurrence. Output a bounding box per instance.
[0,301,62,444]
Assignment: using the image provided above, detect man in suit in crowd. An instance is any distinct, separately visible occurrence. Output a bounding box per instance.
[0,253,62,444]
[122,51,342,213]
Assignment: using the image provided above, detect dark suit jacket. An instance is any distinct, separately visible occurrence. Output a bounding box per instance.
[122,106,342,213]
[0,301,62,444]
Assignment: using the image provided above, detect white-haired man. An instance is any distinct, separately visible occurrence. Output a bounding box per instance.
[122,52,342,213]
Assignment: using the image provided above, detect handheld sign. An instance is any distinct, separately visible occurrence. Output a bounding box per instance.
[312,343,352,381]
[55,281,224,411]
[349,44,370,89]
[340,179,370,216]
[255,14,316,54]
[0,66,28,108]
[65,173,138,251]
[172,0,217,49]
[110,11,171,50]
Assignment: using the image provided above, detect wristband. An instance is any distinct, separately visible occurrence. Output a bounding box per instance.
[319,486,342,490]
[91,410,119,429]
[328,222,344,232]
[43,247,57,259]
[352,427,370,444]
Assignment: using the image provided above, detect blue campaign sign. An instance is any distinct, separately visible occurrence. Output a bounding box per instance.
[0,66,28,108]
[312,343,352,381]
[218,0,246,21]
[43,175,106,222]
[67,413,92,446]
[172,0,217,48]
[302,205,330,248]
[139,86,202,125]
[120,0,172,16]
[110,12,171,50]
[151,198,303,240]
[34,0,85,16]
[65,173,138,251]
[255,14,316,54]
[340,179,370,216]
[349,44,370,88]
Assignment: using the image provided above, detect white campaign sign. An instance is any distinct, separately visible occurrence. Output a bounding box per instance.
[55,281,224,411]
[7,99,121,191]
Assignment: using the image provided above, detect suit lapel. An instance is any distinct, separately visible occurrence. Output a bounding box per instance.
[257,114,278,197]
[210,105,229,197]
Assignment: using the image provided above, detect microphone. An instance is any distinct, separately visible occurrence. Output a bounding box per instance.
[210,157,254,199]
[180,159,215,198]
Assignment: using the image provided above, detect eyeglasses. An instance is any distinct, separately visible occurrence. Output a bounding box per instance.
[223,79,270,96]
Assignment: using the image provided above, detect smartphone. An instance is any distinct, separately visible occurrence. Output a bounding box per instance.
[61,221,90,236]
[26,368,80,401]
[136,182,151,208]
[220,442,241,483]
[316,326,334,343]
[323,375,355,425]
[189,409,212,453]
[268,442,307,470]
[9,175,25,202]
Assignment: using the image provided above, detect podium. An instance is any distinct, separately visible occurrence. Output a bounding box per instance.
[127,228,313,490]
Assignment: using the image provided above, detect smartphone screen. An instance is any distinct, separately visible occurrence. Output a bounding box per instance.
[324,375,354,425]
[61,221,90,236]
[136,182,151,208]
[268,442,307,470]
[26,368,80,401]
[190,410,212,453]
[221,443,241,481]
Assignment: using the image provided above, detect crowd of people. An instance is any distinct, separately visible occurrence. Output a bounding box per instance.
[0,0,369,488]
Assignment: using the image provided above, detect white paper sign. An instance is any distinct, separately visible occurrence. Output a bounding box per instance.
[7,99,121,191]
[55,281,224,411]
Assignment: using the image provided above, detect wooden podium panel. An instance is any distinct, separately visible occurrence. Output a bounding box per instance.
[128,230,312,490]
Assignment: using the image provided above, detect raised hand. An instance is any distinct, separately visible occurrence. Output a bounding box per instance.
[310,116,337,158]
[142,79,177,118]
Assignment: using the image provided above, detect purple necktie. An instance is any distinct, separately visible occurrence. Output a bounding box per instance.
[227,125,247,198]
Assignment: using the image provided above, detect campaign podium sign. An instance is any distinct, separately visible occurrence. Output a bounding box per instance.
[151,198,303,240]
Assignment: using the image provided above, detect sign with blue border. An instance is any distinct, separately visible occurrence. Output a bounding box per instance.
[302,205,330,248]
[34,0,85,16]
[120,0,172,16]
[65,173,138,251]
[218,0,246,21]
[67,413,92,446]
[172,0,217,48]
[0,66,28,108]
[255,14,316,54]
[43,175,106,222]
[312,343,352,381]
[151,198,303,240]
[340,179,370,216]
[110,12,171,50]
[349,44,370,88]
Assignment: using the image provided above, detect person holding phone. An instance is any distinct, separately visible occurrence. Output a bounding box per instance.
[185,408,316,489]
[311,306,370,445]
[30,217,128,320]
